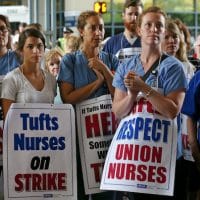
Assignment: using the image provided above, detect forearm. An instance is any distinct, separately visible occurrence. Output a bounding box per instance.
[60,80,102,104]
[112,91,138,119]
[2,99,14,121]
[141,85,184,119]
[102,67,115,96]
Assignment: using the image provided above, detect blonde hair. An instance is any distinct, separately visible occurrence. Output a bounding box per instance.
[165,19,188,62]
[65,35,81,53]
[45,47,64,72]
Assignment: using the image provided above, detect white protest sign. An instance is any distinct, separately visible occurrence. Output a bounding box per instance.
[0,75,5,199]
[101,97,177,196]
[3,103,77,200]
[76,94,117,194]
[181,114,194,162]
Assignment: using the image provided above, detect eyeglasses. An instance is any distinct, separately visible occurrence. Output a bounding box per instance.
[0,26,8,34]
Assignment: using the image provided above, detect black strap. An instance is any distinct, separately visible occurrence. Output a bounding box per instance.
[142,54,169,81]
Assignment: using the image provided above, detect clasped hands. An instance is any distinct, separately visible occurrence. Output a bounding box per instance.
[124,71,144,94]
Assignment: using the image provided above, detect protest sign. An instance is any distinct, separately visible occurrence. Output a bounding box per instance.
[0,75,4,199]
[76,94,117,194]
[3,103,77,200]
[181,114,194,161]
[101,97,177,196]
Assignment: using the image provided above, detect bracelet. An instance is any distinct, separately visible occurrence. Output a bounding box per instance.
[145,87,153,98]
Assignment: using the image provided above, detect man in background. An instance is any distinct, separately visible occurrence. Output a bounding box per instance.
[103,0,143,62]
[57,27,73,52]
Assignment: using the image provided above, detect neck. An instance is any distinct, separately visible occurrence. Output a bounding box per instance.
[140,50,162,71]
[82,46,99,59]
[124,29,137,39]
[21,62,41,74]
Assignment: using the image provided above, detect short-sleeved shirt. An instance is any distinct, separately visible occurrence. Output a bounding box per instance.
[182,70,200,143]
[0,50,20,75]
[103,32,141,60]
[182,70,200,119]
[57,50,119,99]
[113,54,187,159]
[1,68,56,103]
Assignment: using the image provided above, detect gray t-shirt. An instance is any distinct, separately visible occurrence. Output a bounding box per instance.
[1,68,56,103]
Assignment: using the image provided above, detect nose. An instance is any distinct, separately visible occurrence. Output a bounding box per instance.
[150,24,158,32]
[131,15,137,21]
[95,26,101,33]
[32,46,40,53]
[168,36,175,43]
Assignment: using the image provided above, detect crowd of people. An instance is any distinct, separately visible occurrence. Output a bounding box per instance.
[0,0,200,200]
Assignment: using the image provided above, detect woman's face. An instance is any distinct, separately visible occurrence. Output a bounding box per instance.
[162,30,180,56]
[80,15,105,48]
[0,19,9,48]
[137,12,165,46]
[22,36,45,64]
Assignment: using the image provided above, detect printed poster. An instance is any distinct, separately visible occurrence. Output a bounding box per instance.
[3,103,77,200]
[0,75,5,199]
[76,94,117,194]
[101,105,177,196]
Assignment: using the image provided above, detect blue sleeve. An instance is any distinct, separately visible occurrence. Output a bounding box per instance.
[100,51,120,72]
[109,53,120,72]
[181,71,200,119]
[160,57,187,95]
[57,53,74,85]
[112,60,129,92]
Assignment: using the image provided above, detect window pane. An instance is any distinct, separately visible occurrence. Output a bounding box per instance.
[145,0,194,12]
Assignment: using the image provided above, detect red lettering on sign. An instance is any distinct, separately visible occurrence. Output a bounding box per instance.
[85,112,116,138]
[131,98,160,115]
[107,162,166,183]
[115,144,162,163]
[15,173,66,192]
[91,162,104,182]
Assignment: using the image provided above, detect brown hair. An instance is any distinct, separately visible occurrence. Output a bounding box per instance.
[0,14,12,49]
[25,23,43,32]
[17,28,46,51]
[77,10,101,30]
[123,0,143,12]
[137,6,167,28]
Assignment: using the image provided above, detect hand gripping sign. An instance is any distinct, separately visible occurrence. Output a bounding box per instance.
[76,94,117,194]
[100,96,177,196]
[3,103,77,200]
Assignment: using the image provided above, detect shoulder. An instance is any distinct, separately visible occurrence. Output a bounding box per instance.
[100,51,120,70]
[161,55,184,72]
[107,33,123,42]
[44,70,56,81]
[62,51,82,62]
[190,70,200,87]
[103,33,123,47]
[4,67,21,79]
[116,55,138,75]
[2,68,22,89]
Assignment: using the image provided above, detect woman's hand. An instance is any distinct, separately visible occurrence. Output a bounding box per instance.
[92,68,104,86]
[124,71,143,95]
[89,56,115,96]
[88,57,105,73]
